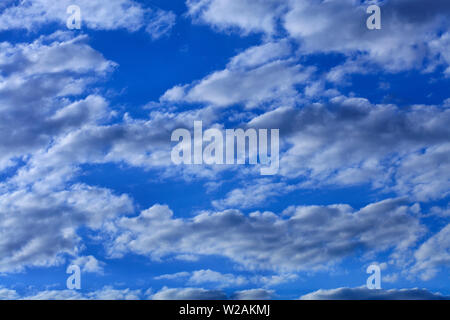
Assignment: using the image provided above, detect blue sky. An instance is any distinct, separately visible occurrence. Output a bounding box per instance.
[0,0,449,300]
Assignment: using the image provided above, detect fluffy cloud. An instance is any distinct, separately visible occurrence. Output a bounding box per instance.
[151,287,227,300]
[188,270,247,287]
[212,179,292,210]
[110,199,424,272]
[155,269,247,288]
[21,286,141,300]
[0,183,133,272]
[161,41,314,108]
[412,224,450,280]
[0,287,20,300]
[0,32,142,273]
[186,0,283,35]
[301,287,450,300]
[186,0,450,74]
[231,289,274,300]
[72,255,105,274]
[0,0,448,298]
[151,286,274,300]
[249,98,450,201]
[0,33,114,171]
[155,269,297,288]
[0,0,176,37]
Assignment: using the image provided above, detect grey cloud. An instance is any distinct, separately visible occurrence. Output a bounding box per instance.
[21,286,141,300]
[412,223,450,280]
[151,287,227,300]
[186,0,450,73]
[110,199,424,272]
[301,287,450,300]
[0,184,133,272]
[231,289,274,300]
[0,0,175,36]
[249,99,450,201]
[151,287,274,300]
[0,34,114,171]
[186,0,284,35]
[212,179,292,210]
[162,60,313,109]
[155,269,298,288]
[0,287,19,300]
[161,40,314,108]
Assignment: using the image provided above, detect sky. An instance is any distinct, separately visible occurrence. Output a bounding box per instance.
[0,0,449,300]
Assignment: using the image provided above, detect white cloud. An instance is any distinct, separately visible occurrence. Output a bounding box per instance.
[150,286,274,300]
[231,289,274,300]
[252,273,299,287]
[0,44,136,273]
[0,183,133,272]
[249,99,450,201]
[21,286,141,300]
[212,179,292,210]
[72,255,105,274]
[110,199,424,272]
[155,269,298,288]
[188,269,247,287]
[0,0,176,37]
[301,287,450,300]
[0,287,20,300]
[186,0,284,35]
[412,224,450,280]
[161,41,314,108]
[186,0,450,75]
[146,9,176,40]
[151,287,227,300]
[155,272,191,281]
[0,33,114,171]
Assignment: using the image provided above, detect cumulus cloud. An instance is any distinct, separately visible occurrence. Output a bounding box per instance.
[21,286,141,300]
[0,33,114,171]
[0,287,20,300]
[0,31,148,273]
[72,255,105,274]
[300,287,450,300]
[231,289,274,300]
[151,286,274,300]
[188,270,247,287]
[212,179,293,210]
[155,269,297,288]
[11,104,222,184]
[0,183,133,272]
[186,0,284,35]
[186,0,450,75]
[412,224,450,280]
[110,199,424,272]
[155,269,247,288]
[2,285,274,300]
[161,40,314,108]
[0,0,448,297]
[249,98,450,201]
[0,0,176,37]
[151,287,227,300]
